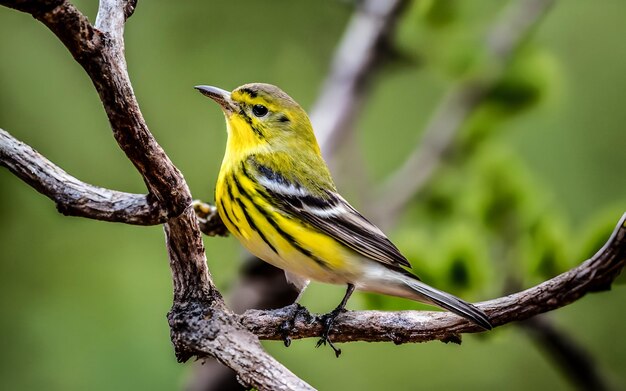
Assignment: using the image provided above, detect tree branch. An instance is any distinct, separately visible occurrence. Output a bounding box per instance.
[241,212,626,344]
[1,1,313,389]
[18,0,190,218]
[375,0,555,226]
[168,300,313,391]
[0,128,167,224]
[4,1,622,390]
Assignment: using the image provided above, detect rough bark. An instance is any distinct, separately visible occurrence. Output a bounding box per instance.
[1,1,624,390]
[0,1,313,389]
[0,128,166,225]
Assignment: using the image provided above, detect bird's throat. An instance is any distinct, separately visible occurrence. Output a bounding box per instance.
[225,116,268,158]
[220,116,269,177]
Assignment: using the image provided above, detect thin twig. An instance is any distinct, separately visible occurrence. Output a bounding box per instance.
[375,0,555,227]
[311,0,408,160]
[0,128,167,225]
[241,212,626,343]
[3,1,622,390]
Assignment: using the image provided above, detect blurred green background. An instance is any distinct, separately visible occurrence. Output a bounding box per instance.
[1,1,626,390]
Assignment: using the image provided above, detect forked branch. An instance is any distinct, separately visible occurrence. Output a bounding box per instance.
[0,1,312,390]
[2,0,623,390]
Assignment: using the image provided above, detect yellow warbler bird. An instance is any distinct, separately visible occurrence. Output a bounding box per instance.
[195,83,492,353]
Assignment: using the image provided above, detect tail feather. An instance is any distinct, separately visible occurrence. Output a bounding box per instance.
[403,277,493,330]
[358,264,493,330]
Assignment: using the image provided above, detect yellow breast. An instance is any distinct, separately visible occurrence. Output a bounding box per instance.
[215,164,360,284]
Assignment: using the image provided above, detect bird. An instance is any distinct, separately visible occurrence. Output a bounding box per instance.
[195,82,492,355]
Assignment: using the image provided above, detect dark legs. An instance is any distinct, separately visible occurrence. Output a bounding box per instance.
[279,303,310,347]
[316,283,355,357]
[278,283,355,357]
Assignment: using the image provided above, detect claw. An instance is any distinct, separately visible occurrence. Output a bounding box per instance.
[280,319,293,347]
[191,199,213,216]
[315,308,344,357]
[278,303,308,347]
[314,284,354,357]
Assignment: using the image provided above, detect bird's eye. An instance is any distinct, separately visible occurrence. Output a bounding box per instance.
[252,104,268,117]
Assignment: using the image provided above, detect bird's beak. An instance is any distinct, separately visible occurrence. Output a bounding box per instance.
[194,85,236,115]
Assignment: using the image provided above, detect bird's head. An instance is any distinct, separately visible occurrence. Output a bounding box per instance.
[195,83,320,157]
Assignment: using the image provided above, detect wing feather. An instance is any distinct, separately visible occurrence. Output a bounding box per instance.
[245,159,412,270]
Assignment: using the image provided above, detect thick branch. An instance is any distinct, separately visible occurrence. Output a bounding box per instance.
[0,128,167,224]
[168,300,313,391]
[241,213,626,344]
[375,0,555,225]
[2,0,191,218]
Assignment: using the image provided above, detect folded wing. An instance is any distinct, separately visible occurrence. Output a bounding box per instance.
[246,159,412,271]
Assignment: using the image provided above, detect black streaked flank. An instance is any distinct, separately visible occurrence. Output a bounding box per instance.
[256,203,330,269]
[225,177,239,221]
[223,178,239,226]
[232,170,330,269]
[216,200,238,232]
[218,179,241,235]
[234,196,278,255]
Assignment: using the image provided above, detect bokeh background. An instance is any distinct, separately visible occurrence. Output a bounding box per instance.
[1,0,626,390]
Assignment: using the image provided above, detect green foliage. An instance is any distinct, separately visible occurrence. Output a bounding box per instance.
[389,141,568,299]
[416,0,459,28]
[486,48,557,114]
[2,1,626,391]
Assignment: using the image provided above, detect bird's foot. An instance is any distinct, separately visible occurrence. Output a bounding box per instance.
[278,303,309,347]
[191,200,229,237]
[315,307,344,358]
